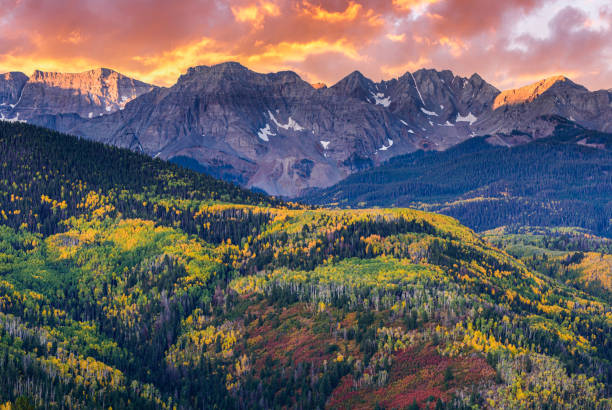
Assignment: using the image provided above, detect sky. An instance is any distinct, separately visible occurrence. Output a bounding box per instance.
[0,0,610,91]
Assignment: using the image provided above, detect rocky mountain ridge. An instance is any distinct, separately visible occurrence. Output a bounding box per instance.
[1,62,610,196]
[0,68,154,124]
[477,75,612,136]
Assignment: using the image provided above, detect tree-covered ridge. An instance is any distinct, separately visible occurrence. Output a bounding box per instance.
[484,226,612,304]
[0,122,610,409]
[301,124,612,237]
[0,121,288,237]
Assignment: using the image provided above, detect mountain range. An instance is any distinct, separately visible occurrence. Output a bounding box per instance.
[1,62,611,196]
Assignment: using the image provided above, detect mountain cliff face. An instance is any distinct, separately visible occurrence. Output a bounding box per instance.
[0,68,154,124]
[57,63,498,196]
[1,63,611,197]
[476,76,612,137]
[0,72,28,106]
[329,69,500,150]
[0,72,29,121]
[57,63,429,196]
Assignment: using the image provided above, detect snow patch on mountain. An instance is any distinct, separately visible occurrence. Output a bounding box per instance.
[378,139,394,151]
[410,72,426,106]
[421,107,438,116]
[268,110,304,131]
[399,120,415,133]
[257,124,275,141]
[0,112,26,123]
[456,112,478,125]
[370,91,391,107]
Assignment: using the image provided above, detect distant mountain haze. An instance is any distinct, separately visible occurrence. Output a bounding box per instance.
[1,62,610,196]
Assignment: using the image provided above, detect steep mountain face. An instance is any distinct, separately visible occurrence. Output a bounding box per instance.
[15,68,155,121]
[60,63,499,196]
[328,69,499,151]
[0,72,28,105]
[58,63,433,196]
[368,69,498,149]
[0,72,29,121]
[476,76,612,136]
[0,68,155,124]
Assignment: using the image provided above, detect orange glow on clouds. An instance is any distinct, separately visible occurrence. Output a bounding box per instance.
[392,0,441,12]
[0,0,610,90]
[386,33,406,42]
[301,1,363,22]
[437,36,467,57]
[232,1,281,27]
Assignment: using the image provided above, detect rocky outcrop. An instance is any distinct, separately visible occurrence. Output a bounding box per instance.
[12,68,155,123]
[0,68,155,125]
[0,72,28,106]
[0,72,29,122]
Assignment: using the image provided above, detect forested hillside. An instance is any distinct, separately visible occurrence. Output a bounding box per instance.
[0,122,610,409]
[302,120,612,237]
[484,226,612,304]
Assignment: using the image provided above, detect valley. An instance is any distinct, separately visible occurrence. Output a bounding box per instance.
[0,122,609,408]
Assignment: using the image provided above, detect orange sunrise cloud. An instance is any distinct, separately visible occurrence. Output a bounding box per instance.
[0,0,610,90]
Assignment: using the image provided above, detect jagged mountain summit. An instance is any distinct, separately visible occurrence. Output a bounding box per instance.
[476,75,612,140]
[492,76,575,108]
[329,69,500,149]
[0,68,155,124]
[0,62,611,196]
